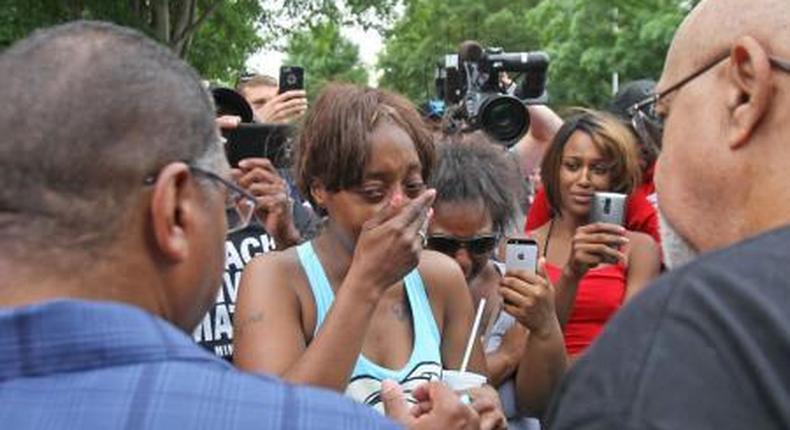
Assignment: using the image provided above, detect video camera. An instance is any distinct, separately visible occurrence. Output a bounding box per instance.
[436,41,550,145]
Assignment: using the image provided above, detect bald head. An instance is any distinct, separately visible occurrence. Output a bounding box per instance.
[655,0,790,257]
[662,0,790,87]
[0,21,221,257]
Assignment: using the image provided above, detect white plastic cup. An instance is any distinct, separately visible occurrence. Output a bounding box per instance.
[441,369,487,391]
[441,370,486,404]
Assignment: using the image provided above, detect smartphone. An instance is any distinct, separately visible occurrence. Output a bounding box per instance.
[505,238,539,274]
[222,123,293,168]
[589,192,627,226]
[278,66,304,94]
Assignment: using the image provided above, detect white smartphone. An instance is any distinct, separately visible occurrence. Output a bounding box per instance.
[505,238,539,274]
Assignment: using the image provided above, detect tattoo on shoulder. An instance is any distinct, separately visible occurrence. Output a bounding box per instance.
[391,302,411,322]
[235,312,264,334]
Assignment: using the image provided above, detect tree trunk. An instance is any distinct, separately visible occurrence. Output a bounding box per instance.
[171,0,222,57]
[153,0,171,43]
[130,0,140,18]
[172,0,196,56]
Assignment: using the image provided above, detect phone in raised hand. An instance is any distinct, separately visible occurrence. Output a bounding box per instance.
[505,238,539,274]
[278,66,304,94]
[589,192,626,226]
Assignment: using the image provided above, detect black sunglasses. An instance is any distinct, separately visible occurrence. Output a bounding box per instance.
[628,51,790,152]
[425,234,499,256]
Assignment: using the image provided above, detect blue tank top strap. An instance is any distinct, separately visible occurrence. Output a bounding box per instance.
[295,245,443,412]
[403,269,441,347]
[295,241,334,335]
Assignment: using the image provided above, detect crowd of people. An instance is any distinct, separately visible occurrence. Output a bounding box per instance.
[2,0,790,428]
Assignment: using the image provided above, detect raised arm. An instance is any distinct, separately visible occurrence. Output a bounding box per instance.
[484,322,528,388]
[510,105,562,177]
[500,260,567,416]
[234,191,436,392]
[624,232,661,302]
[554,223,629,326]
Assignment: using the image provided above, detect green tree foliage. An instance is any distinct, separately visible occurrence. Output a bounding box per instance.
[188,0,264,81]
[524,0,693,108]
[379,0,696,108]
[377,0,541,103]
[284,20,369,100]
[0,0,263,82]
[0,0,396,83]
[259,0,400,48]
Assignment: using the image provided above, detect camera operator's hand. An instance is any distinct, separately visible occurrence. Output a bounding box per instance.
[215,115,242,130]
[235,158,300,249]
[500,258,561,340]
[382,380,480,430]
[564,223,628,280]
[255,90,308,124]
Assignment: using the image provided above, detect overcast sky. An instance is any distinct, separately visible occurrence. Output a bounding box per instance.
[245,25,384,85]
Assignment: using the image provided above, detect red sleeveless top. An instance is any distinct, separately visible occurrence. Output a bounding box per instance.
[544,262,627,355]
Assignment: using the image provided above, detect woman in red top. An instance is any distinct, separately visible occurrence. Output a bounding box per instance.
[526,80,662,244]
[527,109,661,359]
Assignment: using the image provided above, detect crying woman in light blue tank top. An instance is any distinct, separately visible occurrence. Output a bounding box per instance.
[232,84,490,414]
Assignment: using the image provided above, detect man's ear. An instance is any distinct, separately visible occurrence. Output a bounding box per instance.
[150,163,194,262]
[726,36,774,149]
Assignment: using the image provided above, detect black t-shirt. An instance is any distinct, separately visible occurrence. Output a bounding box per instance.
[546,225,790,429]
[192,171,319,361]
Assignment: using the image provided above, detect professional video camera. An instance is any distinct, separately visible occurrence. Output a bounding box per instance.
[436,40,550,145]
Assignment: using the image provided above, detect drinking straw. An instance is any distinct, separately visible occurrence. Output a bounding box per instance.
[459,298,486,374]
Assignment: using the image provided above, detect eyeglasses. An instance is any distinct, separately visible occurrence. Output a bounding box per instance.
[425,234,500,256]
[628,51,790,152]
[144,164,258,233]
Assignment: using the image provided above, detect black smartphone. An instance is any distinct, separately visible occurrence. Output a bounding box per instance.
[589,192,627,226]
[278,66,304,94]
[505,238,539,274]
[222,124,293,168]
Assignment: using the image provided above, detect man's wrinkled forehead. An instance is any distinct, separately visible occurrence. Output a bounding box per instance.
[659,0,788,92]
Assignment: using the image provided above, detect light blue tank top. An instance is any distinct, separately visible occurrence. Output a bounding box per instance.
[296,241,443,413]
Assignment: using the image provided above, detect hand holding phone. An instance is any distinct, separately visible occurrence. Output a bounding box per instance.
[500,241,558,338]
[234,157,299,247]
[566,223,629,278]
[254,90,308,124]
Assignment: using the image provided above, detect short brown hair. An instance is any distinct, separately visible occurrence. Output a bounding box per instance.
[295,83,435,208]
[236,73,277,94]
[541,109,642,215]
